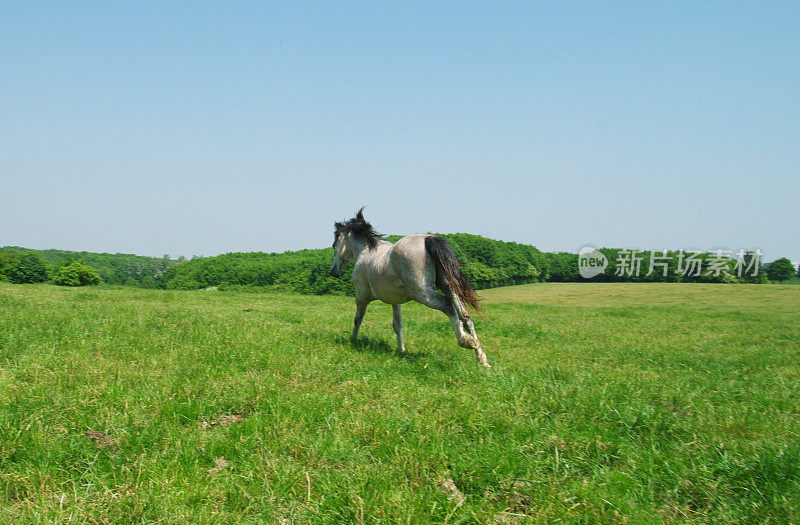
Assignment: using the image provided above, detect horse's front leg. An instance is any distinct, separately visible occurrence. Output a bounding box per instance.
[351,300,369,341]
[392,304,405,353]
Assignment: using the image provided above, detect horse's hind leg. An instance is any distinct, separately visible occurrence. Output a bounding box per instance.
[412,288,490,366]
[451,295,490,367]
[392,304,405,353]
[433,275,482,350]
[447,305,490,367]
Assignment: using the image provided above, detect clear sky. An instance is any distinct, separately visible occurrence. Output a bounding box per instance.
[2,2,798,262]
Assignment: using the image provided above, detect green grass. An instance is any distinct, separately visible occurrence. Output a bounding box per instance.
[1,282,799,523]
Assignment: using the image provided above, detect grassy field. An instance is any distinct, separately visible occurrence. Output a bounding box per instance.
[1,282,799,523]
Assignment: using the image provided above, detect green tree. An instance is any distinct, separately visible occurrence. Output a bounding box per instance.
[53,261,103,286]
[7,252,49,283]
[766,257,795,283]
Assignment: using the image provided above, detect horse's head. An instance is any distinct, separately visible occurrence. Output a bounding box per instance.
[330,222,351,277]
[330,208,383,277]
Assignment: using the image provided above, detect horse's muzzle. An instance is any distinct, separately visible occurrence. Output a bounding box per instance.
[329,267,341,278]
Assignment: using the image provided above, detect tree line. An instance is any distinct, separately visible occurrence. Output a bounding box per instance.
[2,237,796,290]
[0,247,176,287]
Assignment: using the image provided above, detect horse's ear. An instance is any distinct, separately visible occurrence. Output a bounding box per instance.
[334,221,344,234]
[355,206,366,222]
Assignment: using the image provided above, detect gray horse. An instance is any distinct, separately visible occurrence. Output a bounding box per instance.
[329,209,490,367]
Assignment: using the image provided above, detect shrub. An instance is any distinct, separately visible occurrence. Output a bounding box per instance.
[53,261,103,286]
[766,258,795,283]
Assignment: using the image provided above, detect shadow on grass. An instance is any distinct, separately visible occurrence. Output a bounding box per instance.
[337,334,429,361]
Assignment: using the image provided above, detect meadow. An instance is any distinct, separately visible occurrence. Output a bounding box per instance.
[1,282,799,523]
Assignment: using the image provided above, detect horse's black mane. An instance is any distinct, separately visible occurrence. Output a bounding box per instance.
[334,207,384,250]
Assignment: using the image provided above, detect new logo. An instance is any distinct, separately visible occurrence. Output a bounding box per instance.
[578,245,608,279]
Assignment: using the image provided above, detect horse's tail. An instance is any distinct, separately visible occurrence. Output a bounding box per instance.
[424,235,481,315]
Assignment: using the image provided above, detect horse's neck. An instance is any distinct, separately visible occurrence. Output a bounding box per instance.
[347,237,368,260]
[353,240,390,267]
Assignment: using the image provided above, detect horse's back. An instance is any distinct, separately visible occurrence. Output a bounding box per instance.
[389,234,436,292]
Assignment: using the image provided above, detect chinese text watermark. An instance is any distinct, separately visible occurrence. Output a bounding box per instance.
[577,246,762,279]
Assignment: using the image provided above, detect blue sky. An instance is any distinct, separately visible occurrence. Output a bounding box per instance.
[1,2,798,262]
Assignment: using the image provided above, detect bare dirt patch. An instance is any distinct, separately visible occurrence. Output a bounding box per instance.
[207,457,230,475]
[85,430,120,452]
[199,412,245,429]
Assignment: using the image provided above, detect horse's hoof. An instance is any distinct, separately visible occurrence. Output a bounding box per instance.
[475,348,491,367]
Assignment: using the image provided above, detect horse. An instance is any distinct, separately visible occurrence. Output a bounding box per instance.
[329,209,490,367]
